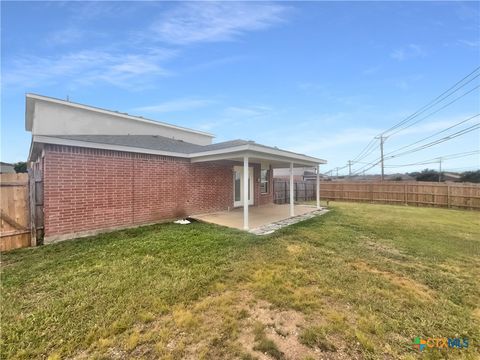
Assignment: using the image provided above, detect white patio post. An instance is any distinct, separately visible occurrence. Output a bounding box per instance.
[243,155,249,230]
[289,162,294,217]
[316,164,320,209]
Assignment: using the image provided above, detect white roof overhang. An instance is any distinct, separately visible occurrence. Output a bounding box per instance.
[189,144,327,167]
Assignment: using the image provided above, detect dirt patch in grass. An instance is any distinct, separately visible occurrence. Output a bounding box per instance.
[286,244,306,256]
[352,261,434,301]
[362,238,402,257]
[237,292,359,360]
[472,308,480,322]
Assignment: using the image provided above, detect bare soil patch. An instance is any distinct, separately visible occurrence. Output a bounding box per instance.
[352,261,434,300]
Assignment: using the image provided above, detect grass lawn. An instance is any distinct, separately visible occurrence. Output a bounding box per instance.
[1,202,479,359]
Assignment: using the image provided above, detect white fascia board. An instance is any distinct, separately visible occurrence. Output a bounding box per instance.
[25,94,214,138]
[191,151,320,167]
[190,150,249,163]
[247,151,321,167]
[33,136,190,159]
[249,144,327,164]
[190,145,251,158]
[27,137,37,162]
[190,144,327,165]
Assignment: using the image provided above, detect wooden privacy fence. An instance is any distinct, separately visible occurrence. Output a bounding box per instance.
[274,180,480,210]
[1,173,31,251]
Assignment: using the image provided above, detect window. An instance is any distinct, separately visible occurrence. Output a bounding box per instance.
[260,168,269,194]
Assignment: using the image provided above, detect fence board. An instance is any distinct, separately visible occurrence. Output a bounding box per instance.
[1,173,31,251]
[274,180,480,210]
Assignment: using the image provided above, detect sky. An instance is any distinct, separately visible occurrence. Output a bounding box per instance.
[1,1,479,175]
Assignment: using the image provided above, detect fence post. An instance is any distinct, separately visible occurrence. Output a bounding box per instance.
[404,183,407,205]
[28,169,37,247]
[447,185,451,209]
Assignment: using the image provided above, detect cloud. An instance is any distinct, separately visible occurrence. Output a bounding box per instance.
[392,74,424,90]
[150,2,288,45]
[297,82,369,108]
[363,65,381,75]
[133,98,214,113]
[67,1,143,21]
[185,55,247,72]
[279,127,381,155]
[4,2,290,92]
[3,48,176,90]
[458,39,480,48]
[223,105,272,118]
[44,27,86,46]
[390,44,427,61]
[197,105,273,130]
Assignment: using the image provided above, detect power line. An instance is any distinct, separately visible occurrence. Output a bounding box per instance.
[386,84,480,137]
[383,150,480,168]
[350,123,480,175]
[351,138,377,162]
[381,66,480,136]
[385,113,480,157]
[351,160,382,176]
[385,122,480,159]
[336,66,480,174]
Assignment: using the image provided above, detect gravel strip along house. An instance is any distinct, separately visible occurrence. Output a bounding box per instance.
[26,94,327,243]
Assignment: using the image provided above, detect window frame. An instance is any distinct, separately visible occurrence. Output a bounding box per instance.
[260,168,270,194]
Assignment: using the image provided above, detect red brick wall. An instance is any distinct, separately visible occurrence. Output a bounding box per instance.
[42,145,273,242]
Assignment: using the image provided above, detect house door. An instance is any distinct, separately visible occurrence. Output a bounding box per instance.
[233,166,254,207]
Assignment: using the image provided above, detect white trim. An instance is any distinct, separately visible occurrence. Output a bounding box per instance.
[243,156,249,230]
[290,162,295,217]
[25,93,214,138]
[260,167,269,195]
[316,165,320,209]
[190,144,326,164]
[233,166,254,207]
[192,150,322,167]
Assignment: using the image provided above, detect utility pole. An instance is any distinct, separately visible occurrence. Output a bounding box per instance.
[375,135,386,181]
[336,167,339,178]
[438,158,442,183]
[348,161,352,177]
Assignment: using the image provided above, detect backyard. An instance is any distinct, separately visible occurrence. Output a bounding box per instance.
[1,202,479,359]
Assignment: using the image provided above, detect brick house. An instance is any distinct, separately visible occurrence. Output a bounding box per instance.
[26,94,326,243]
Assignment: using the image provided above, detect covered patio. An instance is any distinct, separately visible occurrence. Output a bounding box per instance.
[189,141,327,231]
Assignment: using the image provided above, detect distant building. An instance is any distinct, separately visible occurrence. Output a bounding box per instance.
[274,167,315,181]
[0,162,15,174]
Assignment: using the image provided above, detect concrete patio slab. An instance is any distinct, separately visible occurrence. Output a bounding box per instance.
[191,204,327,234]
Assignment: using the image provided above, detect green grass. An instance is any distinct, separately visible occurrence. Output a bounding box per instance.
[252,322,285,360]
[299,326,336,352]
[1,202,479,359]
